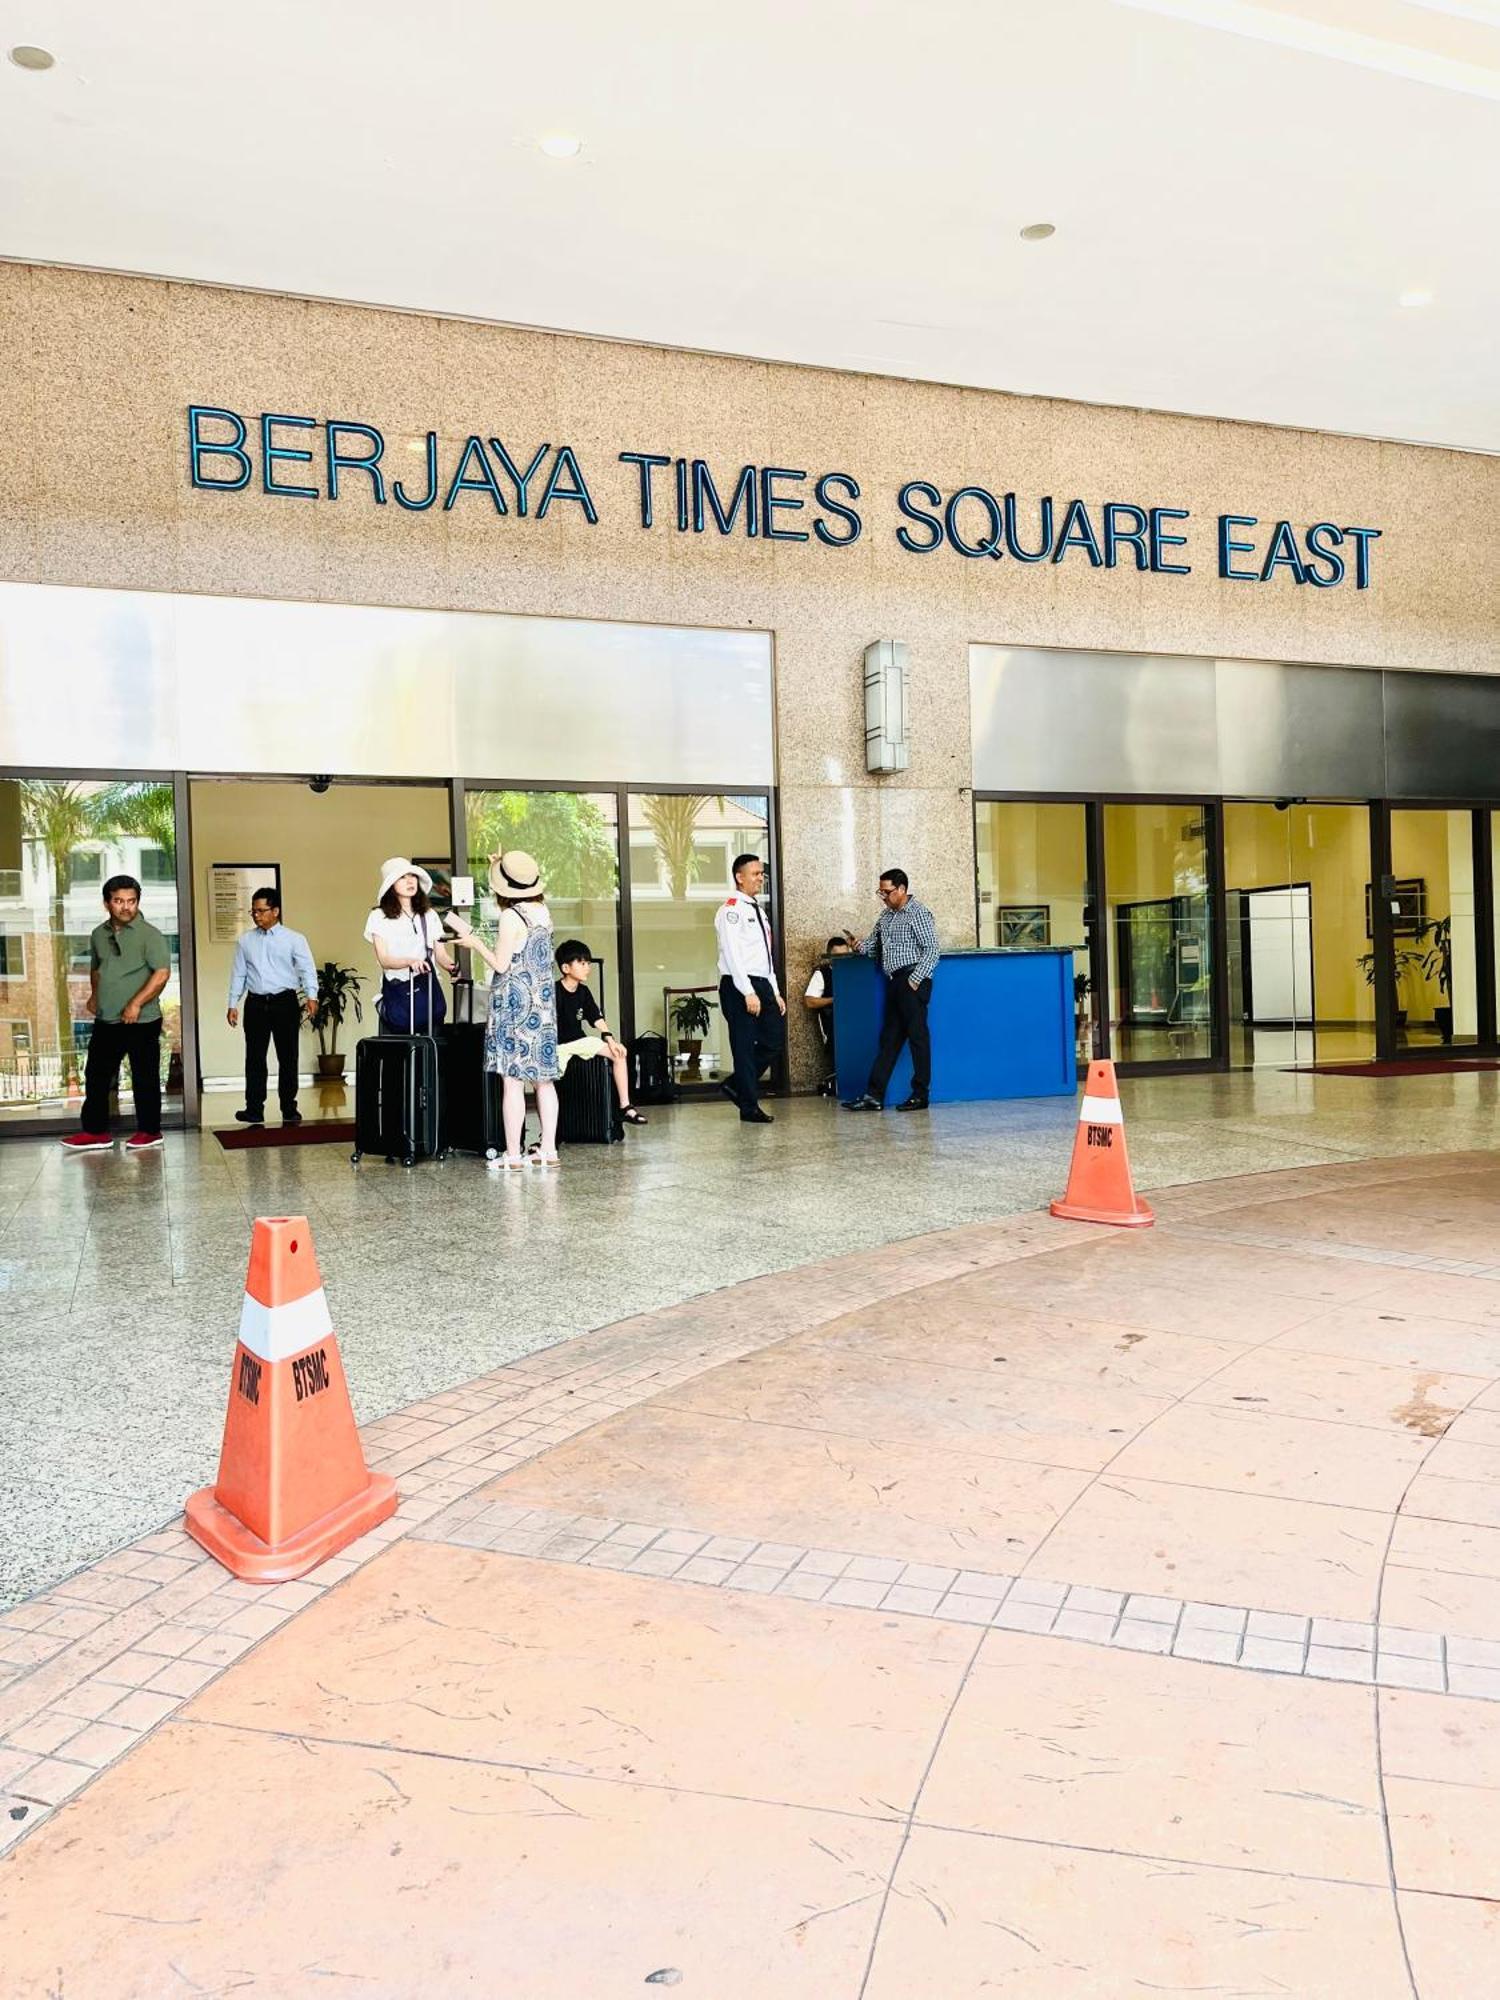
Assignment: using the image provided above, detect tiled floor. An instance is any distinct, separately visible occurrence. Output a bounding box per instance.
[8,1064,1500,1608]
[1,1147,1499,1992]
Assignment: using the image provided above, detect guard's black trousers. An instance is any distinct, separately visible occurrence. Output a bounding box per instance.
[719,975,785,1113]
[243,989,302,1117]
[868,971,933,1103]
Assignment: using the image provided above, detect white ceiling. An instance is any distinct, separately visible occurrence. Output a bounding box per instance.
[4,0,1500,450]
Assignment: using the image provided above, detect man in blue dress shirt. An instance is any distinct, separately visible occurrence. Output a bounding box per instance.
[226,887,318,1127]
[841,867,941,1112]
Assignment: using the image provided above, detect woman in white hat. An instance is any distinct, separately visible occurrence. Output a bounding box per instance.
[364,858,457,1033]
[446,851,560,1168]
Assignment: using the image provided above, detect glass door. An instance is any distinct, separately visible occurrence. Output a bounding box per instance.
[1388,809,1479,1052]
[464,789,621,1016]
[976,800,1096,1061]
[628,791,771,1091]
[1103,802,1216,1065]
[0,776,184,1129]
[1224,803,1376,1068]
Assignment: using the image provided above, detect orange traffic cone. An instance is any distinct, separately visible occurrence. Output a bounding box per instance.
[185,1216,396,1580]
[1049,1059,1154,1228]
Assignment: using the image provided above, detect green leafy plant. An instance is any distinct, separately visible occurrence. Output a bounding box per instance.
[307,961,363,1057]
[1418,915,1452,998]
[670,992,714,1040]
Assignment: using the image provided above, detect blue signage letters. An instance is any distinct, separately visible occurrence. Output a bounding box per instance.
[186,407,1380,589]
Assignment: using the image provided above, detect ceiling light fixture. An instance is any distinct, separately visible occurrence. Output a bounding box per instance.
[1019,222,1055,242]
[538,134,583,159]
[1398,287,1434,309]
[8,45,55,70]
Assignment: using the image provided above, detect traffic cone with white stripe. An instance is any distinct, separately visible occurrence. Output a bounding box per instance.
[1049,1059,1154,1228]
[185,1215,396,1580]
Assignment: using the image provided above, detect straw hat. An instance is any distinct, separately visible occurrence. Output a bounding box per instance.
[489,850,545,901]
[377,856,433,899]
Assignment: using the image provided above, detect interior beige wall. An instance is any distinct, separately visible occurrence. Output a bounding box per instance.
[3,261,1498,1083]
[189,780,450,1083]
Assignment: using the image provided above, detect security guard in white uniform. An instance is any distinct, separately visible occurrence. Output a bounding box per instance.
[714,853,786,1124]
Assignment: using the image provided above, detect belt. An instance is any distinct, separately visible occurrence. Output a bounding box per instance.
[246,988,297,1001]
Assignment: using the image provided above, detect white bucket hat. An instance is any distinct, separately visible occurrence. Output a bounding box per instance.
[378,856,433,899]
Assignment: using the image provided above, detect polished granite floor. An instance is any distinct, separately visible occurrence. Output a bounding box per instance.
[5,1065,1500,1609]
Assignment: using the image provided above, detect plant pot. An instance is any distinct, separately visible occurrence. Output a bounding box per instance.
[317,1051,346,1079]
[1435,1005,1454,1044]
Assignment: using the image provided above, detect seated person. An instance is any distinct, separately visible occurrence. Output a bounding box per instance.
[554,939,647,1126]
[803,935,852,1093]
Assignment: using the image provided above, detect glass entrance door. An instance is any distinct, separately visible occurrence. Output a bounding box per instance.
[0,777,184,1129]
[1388,809,1479,1052]
[976,800,1096,1061]
[1103,802,1216,1065]
[628,791,772,1090]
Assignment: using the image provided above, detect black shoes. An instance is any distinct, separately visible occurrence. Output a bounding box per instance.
[234,1109,264,1126]
[895,1095,929,1112]
[719,1080,741,1108]
[740,1108,774,1124]
[842,1093,882,1111]
[283,1111,303,1126]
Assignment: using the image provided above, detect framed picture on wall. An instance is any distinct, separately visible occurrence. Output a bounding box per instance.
[208,863,280,943]
[997,905,1051,947]
[1364,878,1425,938]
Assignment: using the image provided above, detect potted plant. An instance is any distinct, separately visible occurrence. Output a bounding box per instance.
[306,961,363,1079]
[1073,970,1092,1056]
[1356,941,1425,1029]
[1419,915,1453,1042]
[670,992,715,1075]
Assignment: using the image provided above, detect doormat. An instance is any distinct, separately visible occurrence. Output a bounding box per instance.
[214,1120,357,1152]
[1286,1060,1500,1078]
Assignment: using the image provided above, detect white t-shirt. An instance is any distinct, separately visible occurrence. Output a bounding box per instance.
[804,967,827,1000]
[364,907,444,983]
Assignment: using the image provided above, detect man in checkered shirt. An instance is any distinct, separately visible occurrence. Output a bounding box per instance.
[842,867,939,1112]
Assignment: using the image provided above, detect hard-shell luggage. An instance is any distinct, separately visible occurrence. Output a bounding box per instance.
[352,967,444,1167]
[558,1053,622,1145]
[441,1021,505,1159]
[628,1031,676,1106]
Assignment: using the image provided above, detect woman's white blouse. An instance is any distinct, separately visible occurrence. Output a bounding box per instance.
[364,907,444,982]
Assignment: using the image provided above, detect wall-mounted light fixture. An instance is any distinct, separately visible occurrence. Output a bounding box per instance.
[864,640,909,774]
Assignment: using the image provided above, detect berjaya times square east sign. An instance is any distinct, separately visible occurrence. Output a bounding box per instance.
[187,405,1382,590]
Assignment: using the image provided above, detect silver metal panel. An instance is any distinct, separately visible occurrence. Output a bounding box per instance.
[0,584,774,786]
[1383,670,1500,801]
[1215,657,1385,800]
[970,644,1219,794]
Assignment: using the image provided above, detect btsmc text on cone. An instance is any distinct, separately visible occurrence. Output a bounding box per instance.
[1049,1059,1153,1229]
[185,1214,396,1580]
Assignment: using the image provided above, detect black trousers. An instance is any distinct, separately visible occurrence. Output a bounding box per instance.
[81,1018,162,1136]
[719,975,785,1113]
[868,972,933,1102]
[243,990,302,1115]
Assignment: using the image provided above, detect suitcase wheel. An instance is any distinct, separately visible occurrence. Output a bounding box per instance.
[350,1149,362,1166]
[401,1153,416,1169]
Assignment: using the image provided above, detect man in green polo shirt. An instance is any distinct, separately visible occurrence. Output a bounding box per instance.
[60,873,172,1153]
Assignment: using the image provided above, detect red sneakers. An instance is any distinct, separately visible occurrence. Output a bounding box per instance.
[124,1132,164,1152]
[59,1132,112,1152]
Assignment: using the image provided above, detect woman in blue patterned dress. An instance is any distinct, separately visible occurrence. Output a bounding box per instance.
[446,850,560,1169]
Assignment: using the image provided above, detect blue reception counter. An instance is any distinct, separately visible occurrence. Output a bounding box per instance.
[831,947,1078,1104]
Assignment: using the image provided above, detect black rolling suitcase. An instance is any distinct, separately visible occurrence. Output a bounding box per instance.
[627,1031,676,1106]
[441,1020,505,1159]
[351,968,444,1168]
[558,1053,622,1144]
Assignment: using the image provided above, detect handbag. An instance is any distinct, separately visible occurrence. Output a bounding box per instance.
[380,963,448,1034]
